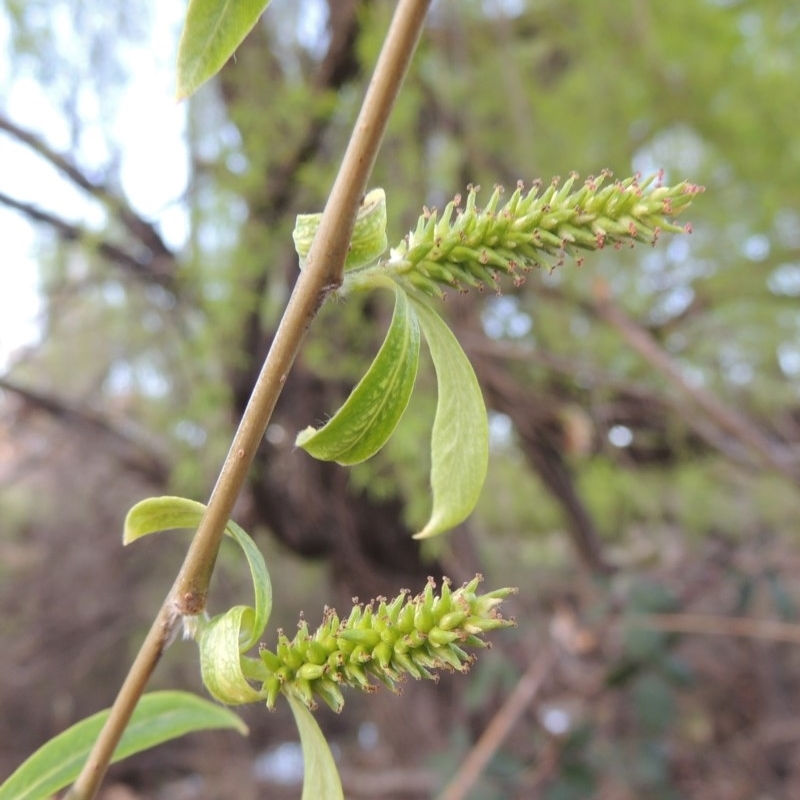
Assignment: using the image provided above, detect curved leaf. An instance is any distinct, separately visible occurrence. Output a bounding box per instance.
[199,606,268,705]
[124,495,209,544]
[296,284,420,464]
[0,692,246,800]
[409,297,489,538]
[288,695,345,800]
[294,188,388,271]
[177,0,273,100]
[124,496,271,650]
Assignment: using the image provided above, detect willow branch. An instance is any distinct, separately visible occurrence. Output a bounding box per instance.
[66,2,432,797]
[462,333,765,469]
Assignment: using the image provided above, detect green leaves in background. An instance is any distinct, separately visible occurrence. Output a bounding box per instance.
[296,283,420,464]
[288,696,345,800]
[0,692,246,800]
[410,296,488,538]
[176,0,273,100]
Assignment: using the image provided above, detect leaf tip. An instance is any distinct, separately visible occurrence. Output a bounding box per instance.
[413,516,447,540]
[294,426,316,449]
[122,513,140,546]
[228,716,250,736]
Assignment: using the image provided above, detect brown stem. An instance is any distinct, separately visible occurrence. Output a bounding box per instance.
[65,2,432,797]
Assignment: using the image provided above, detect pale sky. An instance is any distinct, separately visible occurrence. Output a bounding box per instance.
[0,0,335,370]
[0,1,189,369]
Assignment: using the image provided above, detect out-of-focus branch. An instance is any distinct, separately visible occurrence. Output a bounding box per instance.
[0,376,169,483]
[438,646,556,800]
[340,767,439,797]
[0,190,175,289]
[471,347,613,574]
[447,295,611,574]
[592,281,800,483]
[639,612,800,645]
[0,113,173,263]
[463,334,765,470]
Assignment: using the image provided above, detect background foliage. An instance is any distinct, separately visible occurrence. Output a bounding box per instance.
[2,0,800,797]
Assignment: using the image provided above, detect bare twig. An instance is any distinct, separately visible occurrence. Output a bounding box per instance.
[638,613,800,645]
[0,376,169,483]
[438,646,556,800]
[592,283,800,483]
[0,190,175,288]
[340,766,439,797]
[463,333,766,470]
[0,113,173,261]
[65,2,432,798]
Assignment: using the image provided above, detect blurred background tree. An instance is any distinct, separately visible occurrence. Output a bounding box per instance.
[2,1,800,797]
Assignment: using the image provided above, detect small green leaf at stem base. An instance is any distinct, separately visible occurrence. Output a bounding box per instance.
[294,188,388,271]
[200,606,268,704]
[176,0,273,100]
[124,496,272,651]
[0,692,246,800]
[296,283,420,464]
[409,296,489,538]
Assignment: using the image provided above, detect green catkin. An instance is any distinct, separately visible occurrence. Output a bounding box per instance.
[257,575,516,711]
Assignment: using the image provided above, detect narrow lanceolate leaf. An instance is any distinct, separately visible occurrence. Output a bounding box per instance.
[409,297,489,538]
[176,0,273,100]
[296,284,420,464]
[287,696,345,800]
[124,496,272,650]
[0,692,246,800]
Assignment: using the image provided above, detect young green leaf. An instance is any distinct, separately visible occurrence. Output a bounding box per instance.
[294,188,388,271]
[123,494,210,544]
[0,692,246,800]
[124,496,271,650]
[288,695,345,800]
[409,297,489,538]
[296,283,420,464]
[199,606,269,705]
[176,0,273,100]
